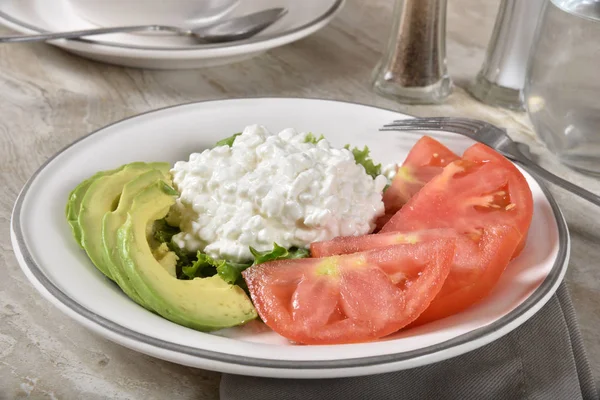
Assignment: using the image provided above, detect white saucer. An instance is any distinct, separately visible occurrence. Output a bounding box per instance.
[0,0,344,69]
[11,98,570,378]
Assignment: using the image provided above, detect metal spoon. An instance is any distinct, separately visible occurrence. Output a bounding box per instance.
[0,8,287,44]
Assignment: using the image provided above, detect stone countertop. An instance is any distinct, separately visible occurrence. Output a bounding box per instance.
[0,0,598,398]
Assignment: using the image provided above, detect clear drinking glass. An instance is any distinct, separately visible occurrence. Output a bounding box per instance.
[524,0,600,175]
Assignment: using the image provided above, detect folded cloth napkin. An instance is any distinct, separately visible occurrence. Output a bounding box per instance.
[221,283,598,400]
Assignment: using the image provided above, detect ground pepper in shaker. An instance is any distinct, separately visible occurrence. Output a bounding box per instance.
[372,0,452,104]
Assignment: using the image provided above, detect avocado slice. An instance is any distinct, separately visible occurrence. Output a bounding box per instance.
[117,182,257,331]
[78,162,171,280]
[66,167,122,248]
[102,169,165,309]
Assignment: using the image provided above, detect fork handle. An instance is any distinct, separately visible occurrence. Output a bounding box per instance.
[515,158,600,207]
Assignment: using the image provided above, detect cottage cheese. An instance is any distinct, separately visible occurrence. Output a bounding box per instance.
[170,125,388,262]
[382,163,399,180]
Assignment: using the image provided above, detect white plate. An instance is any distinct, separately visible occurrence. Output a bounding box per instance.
[11,98,570,378]
[0,0,343,69]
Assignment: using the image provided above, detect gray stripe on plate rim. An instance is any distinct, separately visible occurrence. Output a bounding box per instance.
[0,1,344,51]
[10,97,569,370]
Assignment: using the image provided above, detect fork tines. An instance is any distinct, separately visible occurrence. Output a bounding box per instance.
[381,117,490,134]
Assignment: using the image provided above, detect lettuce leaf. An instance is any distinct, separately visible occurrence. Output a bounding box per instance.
[180,252,249,283]
[168,242,195,278]
[344,144,382,178]
[153,220,191,277]
[215,132,242,147]
[250,244,310,265]
[153,198,311,284]
[181,253,215,280]
[178,243,310,283]
[216,260,253,285]
[304,133,325,144]
[153,219,180,244]
[219,244,310,283]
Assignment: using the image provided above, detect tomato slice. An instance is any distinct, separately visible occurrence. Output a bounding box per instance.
[311,228,457,258]
[412,225,521,326]
[461,143,534,256]
[311,226,521,325]
[381,143,533,258]
[377,136,460,230]
[242,239,456,344]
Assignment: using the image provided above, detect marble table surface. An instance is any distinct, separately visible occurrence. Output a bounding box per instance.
[1,0,599,398]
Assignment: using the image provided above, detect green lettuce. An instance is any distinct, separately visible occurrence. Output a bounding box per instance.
[215,132,242,147]
[250,243,310,265]
[180,253,250,283]
[171,241,311,283]
[344,145,382,178]
[304,133,325,144]
[153,220,193,277]
[181,253,216,280]
[153,219,180,244]
[217,260,253,285]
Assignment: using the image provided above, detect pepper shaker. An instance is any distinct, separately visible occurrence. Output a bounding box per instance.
[372,0,452,104]
[468,0,546,110]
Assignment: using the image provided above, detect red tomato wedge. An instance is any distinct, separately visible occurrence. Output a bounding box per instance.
[381,143,533,258]
[460,143,534,256]
[242,239,456,344]
[311,226,521,326]
[377,136,460,230]
[311,228,458,258]
[412,226,521,326]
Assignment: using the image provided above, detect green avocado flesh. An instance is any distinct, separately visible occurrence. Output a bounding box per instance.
[102,169,166,309]
[75,162,171,280]
[117,182,257,331]
[66,161,257,332]
[66,167,122,248]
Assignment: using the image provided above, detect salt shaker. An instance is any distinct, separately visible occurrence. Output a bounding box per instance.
[371,0,452,104]
[468,0,546,110]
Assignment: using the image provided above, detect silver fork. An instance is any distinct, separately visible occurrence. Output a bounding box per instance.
[381,117,600,207]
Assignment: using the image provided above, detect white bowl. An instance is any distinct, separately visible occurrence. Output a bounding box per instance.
[0,0,344,69]
[67,0,240,27]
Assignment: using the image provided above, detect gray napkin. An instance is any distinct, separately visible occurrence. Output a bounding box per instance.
[221,283,598,400]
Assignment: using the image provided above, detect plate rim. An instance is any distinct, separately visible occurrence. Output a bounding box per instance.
[0,0,344,53]
[10,97,570,371]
